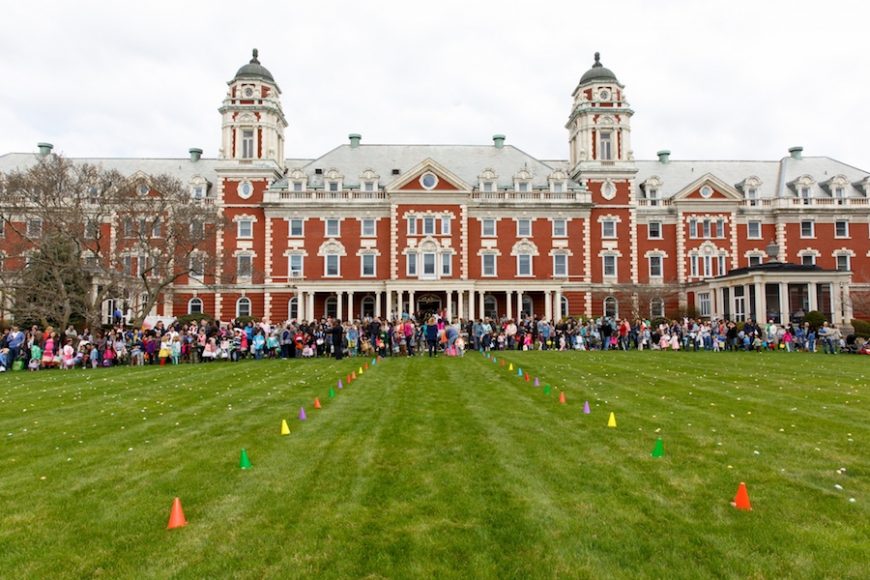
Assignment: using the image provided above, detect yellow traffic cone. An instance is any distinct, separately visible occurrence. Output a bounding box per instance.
[607,412,617,428]
[508,363,514,371]
[280,419,290,435]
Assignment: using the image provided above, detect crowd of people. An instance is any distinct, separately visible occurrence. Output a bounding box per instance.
[0,313,867,372]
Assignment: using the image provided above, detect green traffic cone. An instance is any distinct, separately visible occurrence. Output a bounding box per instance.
[329,387,336,398]
[543,385,551,396]
[240,448,252,469]
[651,438,664,458]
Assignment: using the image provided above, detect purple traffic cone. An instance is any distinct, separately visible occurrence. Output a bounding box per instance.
[338,379,343,390]
[583,400,591,414]
[299,407,307,421]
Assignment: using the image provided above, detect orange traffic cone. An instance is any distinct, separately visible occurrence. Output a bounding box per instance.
[732,482,752,511]
[314,397,322,409]
[167,497,188,529]
[559,391,566,404]
[352,371,357,380]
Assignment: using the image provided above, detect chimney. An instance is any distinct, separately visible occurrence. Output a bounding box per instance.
[189,148,203,162]
[788,146,803,160]
[348,133,362,148]
[657,150,671,164]
[37,142,54,157]
[492,134,506,149]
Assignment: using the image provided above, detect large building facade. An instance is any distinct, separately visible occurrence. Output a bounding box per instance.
[2,50,869,325]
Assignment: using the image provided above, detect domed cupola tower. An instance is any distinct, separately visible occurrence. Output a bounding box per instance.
[566,52,635,178]
[219,49,287,170]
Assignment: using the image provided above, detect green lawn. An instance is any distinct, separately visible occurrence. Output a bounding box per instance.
[1,352,867,578]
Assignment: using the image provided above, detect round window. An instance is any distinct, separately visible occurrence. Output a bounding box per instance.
[421,173,438,190]
[243,87,254,97]
[238,181,253,199]
[700,185,713,198]
[599,89,610,101]
[137,184,150,195]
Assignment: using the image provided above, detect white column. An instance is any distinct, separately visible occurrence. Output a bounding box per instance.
[728,287,736,321]
[347,291,354,322]
[479,291,485,319]
[375,291,382,317]
[409,289,415,319]
[831,283,841,325]
[468,289,475,320]
[337,291,344,321]
[779,282,789,324]
[445,290,453,321]
[506,290,513,319]
[386,290,393,321]
[396,289,404,316]
[555,289,563,320]
[308,292,315,321]
[754,283,765,323]
[457,289,464,320]
[807,282,817,313]
[517,291,523,319]
[296,290,305,321]
[545,290,553,321]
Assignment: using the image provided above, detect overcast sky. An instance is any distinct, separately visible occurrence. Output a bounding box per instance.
[1,0,868,169]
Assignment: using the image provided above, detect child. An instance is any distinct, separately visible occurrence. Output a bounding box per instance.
[158,336,172,366]
[171,336,182,365]
[29,343,43,371]
[62,340,76,369]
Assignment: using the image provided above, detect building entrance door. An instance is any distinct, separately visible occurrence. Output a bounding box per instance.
[417,294,442,319]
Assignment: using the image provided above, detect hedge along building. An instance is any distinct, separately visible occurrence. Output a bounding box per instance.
[1,49,868,326]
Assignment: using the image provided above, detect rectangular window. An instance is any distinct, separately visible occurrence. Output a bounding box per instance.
[601,220,616,238]
[293,181,304,192]
[718,255,727,276]
[407,253,417,276]
[328,181,339,192]
[361,218,376,237]
[747,221,761,239]
[800,186,811,205]
[702,220,711,239]
[422,253,436,276]
[552,218,567,237]
[288,254,303,277]
[703,255,713,278]
[517,218,531,237]
[648,221,662,239]
[85,219,98,239]
[241,129,254,159]
[237,219,253,238]
[715,219,724,238]
[837,255,850,272]
[690,256,698,278]
[190,220,204,239]
[26,218,43,238]
[801,254,816,266]
[151,218,162,238]
[649,255,662,278]
[122,256,133,276]
[124,217,134,238]
[746,188,757,206]
[325,254,339,277]
[289,218,303,237]
[361,254,376,277]
[482,218,496,237]
[553,181,564,193]
[423,217,435,235]
[800,220,814,238]
[553,254,567,277]
[192,186,204,199]
[237,255,252,278]
[363,181,375,192]
[442,252,452,276]
[325,218,340,237]
[190,255,205,277]
[603,255,616,277]
[441,216,451,235]
[835,187,846,204]
[518,254,532,276]
[835,220,849,238]
[482,254,496,276]
[0,219,4,237]
[698,293,711,317]
[600,131,612,161]
[482,181,493,193]
[648,188,659,206]
[748,255,762,267]
[688,219,697,239]
[407,216,417,236]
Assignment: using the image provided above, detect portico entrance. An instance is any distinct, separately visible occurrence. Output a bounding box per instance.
[416,293,442,318]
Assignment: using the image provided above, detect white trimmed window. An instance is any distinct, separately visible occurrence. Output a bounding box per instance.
[442,252,452,276]
[325,254,340,277]
[236,297,252,318]
[698,293,711,317]
[553,254,568,277]
[292,181,304,192]
[688,219,697,239]
[650,297,665,318]
[363,181,375,192]
[834,186,846,204]
[361,218,376,237]
[407,216,417,236]
[241,130,254,159]
[289,218,304,237]
[237,255,252,278]
[328,181,340,192]
[553,181,564,193]
[517,218,532,237]
[85,219,98,239]
[361,254,376,277]
[836,254,851,272]
[599,131,613,161]
[601,219,616,239]
[482,181,494,193]
[715,219,725,238]
[835,220,849,238]
[648,255,663,278]
[800,220,814,238]
[407,252,417,276]
[26,218,43,238]
[552,218,567,237]
[517,181,530,193]
[189,255,205,277]
[482,218,496,237]
[748,254,762,267]
[237,218,253,239]
[423,216,435,235]
[482,254,496,277]
[799,186,811,205]
[325,218,340,237]
[288,254,303,277]
[647,188,659,206]
[517,254,532,276]
[648,221,662,239]
[441,216,451,235]
[603,255,617,278]
[422,252,437,277]
[188,297,203,315]
[747,221,761,239]
[801,254,816,266]
[746,187,758,206]
[190,220,204,239]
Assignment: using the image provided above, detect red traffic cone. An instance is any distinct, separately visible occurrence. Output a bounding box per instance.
[559,391,566,404]
[314,397,322,409]
[524,373,530,382]
[167,497,188,529]
[732,482,752,511]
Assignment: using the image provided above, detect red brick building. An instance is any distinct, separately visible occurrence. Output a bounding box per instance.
[2,50,868,325]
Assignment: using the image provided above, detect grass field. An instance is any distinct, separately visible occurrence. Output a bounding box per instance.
[1,351,867,578]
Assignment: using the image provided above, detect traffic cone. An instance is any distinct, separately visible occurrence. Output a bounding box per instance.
[166,497,188,530]
[371,358,376,366]
[280,419,290,435]
[509,363,514,371]
[607,412,617,427]
[732,482,752,511]
[364,363,369,370]
[583,400,591,414]
[329,387,336,398]
[359,367,364,375]
[543,384,551,396]
[651,437,664,458]
[338,379,343,390]
[534,377,540,387]
[314,397,322,409]
[517,367,523,377]
[500,359,505,367]
[492,357,497,363]
[352,371,357,380]
[299,407,307,421]
[559,391,567,404]
[239,448,252,469]
[524,373,530,382]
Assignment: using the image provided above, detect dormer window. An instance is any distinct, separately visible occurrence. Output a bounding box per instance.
[328,181,339,192]
[293,181,304,192]
[482,181,494,193]
[648,188,659,206]
[834,186,846,205]
[746,187,757,205]
[363,181,375,192]
[800,186,811,205]
[517,182,529,193]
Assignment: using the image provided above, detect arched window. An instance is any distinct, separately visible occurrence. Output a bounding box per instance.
[236,297,251,318]
[188,297,203,315]
[324,295,337,319]
[522,294,533,317]
[604,296,618,318]
[288,297,298,321]
[360,295,375,318]
[650,297,665,318]
[484,294,498,319]
[561,296,569,318]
